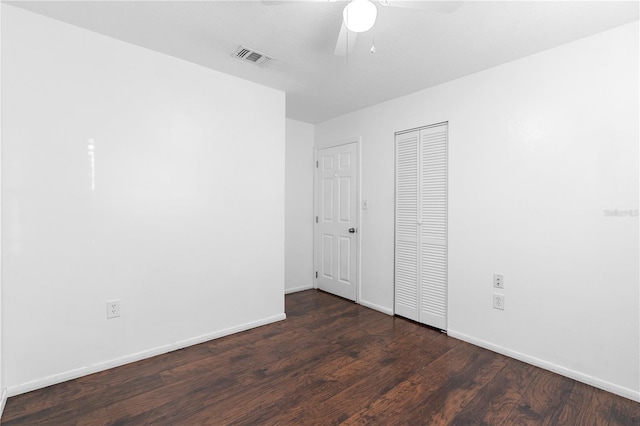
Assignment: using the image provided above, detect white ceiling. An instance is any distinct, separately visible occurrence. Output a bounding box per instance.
[8,0,639,124]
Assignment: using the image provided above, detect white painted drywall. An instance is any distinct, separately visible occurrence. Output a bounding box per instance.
[285,119,315,293]
[0,2,4,413]
[315,22,639,400]
[1,5,285,392]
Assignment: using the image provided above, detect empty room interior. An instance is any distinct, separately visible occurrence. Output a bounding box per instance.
[0,0,639,424]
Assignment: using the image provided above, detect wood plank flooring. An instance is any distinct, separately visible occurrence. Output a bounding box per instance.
[3,289,639,425]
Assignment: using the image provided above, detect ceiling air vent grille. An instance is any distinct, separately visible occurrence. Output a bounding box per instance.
[232,45,275,67]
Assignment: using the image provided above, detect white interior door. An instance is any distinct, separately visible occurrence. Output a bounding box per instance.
[315,142,358,301]
[394,130,420,321]
[419,124,448,330]
[394,123,448,330]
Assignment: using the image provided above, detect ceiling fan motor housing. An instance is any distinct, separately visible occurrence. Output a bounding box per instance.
[343,0,378,33]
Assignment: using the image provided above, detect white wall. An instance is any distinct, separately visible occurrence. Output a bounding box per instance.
[285,119,315,293]
[1,5,285,394]
[0,2,4,414]
[315,22,639,400]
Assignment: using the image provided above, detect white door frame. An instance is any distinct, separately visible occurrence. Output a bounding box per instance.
[313,138,361,303]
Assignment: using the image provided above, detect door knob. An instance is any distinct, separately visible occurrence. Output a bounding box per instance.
[348,228,356,234]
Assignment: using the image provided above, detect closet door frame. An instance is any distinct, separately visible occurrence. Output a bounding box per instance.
[394,121,448,330]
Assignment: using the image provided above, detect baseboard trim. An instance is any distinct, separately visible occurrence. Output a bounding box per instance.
[7,313,286,398]
[447,329,640,403]
[0,388,8,419]
[359,299,393,316]
[285,284,314,294]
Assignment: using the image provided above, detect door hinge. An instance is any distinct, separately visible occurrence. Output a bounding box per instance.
[316,216,318,223]
[315,271,318,279]
[316,161,319,168]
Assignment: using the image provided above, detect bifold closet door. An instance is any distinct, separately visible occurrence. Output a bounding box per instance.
[394,123,448,330]
[419,124,447,330]
[394,130,420,321]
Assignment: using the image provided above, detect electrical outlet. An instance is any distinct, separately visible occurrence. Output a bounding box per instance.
[106,300,120,319]
[493,273,504,289]
[493,294,505,310]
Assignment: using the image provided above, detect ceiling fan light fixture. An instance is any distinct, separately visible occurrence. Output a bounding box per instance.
[343,0,378,33]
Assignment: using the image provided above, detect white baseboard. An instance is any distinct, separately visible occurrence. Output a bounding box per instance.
[285,284,314,294]
[0,388,8,419]
[359,299,393,316]
[7,313,286,398]
[447,329,640,403]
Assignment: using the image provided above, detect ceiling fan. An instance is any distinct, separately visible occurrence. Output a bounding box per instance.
[336,0,463,55]
[264,0,462,56]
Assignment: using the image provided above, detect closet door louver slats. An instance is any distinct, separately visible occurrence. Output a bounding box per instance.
[394,131,419,321]
[419,125,447,328]
[395,123,447,330]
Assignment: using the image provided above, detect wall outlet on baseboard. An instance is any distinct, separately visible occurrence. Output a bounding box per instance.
[493,294,504,310]
[107,300,120,319]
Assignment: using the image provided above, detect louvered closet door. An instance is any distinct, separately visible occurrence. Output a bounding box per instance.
[419,124,447,330]
[394,123,448,330]
[394,130,419,321]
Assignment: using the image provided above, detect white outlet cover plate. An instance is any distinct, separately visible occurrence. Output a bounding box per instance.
[493,273,504,289]
[493,294,504,310]
[107,300,120,319]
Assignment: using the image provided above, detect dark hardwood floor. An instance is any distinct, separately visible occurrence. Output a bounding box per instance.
[3,289,639,425]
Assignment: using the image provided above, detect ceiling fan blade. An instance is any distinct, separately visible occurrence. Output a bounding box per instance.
[262,0,339,4]
[380,1,463,13]
[334,22,358,56]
